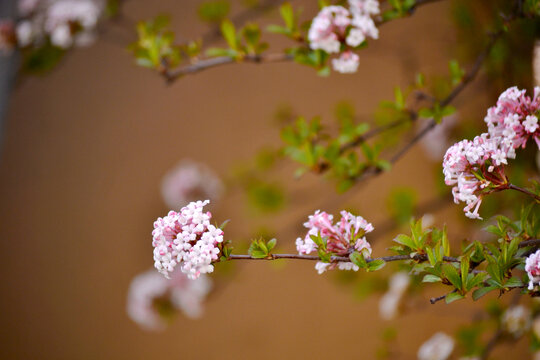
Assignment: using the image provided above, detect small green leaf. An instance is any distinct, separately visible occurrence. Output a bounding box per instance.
[221,19,238,50]
[422,274,442,283]
[367,259,386,271]
[267,238,277,251]
[349,252,367,268]
[472,286,496,301]
[445,292,465,304]
[443,263,462,290]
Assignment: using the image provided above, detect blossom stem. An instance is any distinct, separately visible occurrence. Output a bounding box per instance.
[507,184,540,202]
[228,253,460,263]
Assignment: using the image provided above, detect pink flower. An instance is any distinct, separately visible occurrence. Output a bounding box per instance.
[15,0,104,49]
[484,86,540,151]
[296,210,373,273]
[308,1,380,74]
[526,250,540,290]
[442,134,509,219]
[332,51,359,73]
[152,200,224,279]
[161,160,224,211]
[126,268,212,331]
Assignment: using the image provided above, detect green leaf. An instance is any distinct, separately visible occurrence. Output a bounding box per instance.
[198,1,230,23]
[445,292,465,304]
[349,252,367,269]
[422,274,442,283]
[504,277,523,288]
[221,19,238,50]
[472,286,496,301]
[266,24,290,35]
[267,238,277,251]
[393,234,416,250]
[280,2,295,30]
[442,263,462,290]
[367,259,386,271]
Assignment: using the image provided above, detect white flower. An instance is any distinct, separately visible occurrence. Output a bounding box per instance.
[417,332,454,360]
[16,21,33,47]
[501,305,531,337]
[332,51,360,73]
[524,115,539,133]
[315,261,330,274]
[346,28,365,47]
[379,272,410,320]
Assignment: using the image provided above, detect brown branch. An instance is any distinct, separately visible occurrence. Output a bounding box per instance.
[163,53,292,82]
[345,27,509,184]
[508,183,540,202]
[160,0,446,83]
[228,253,460,263]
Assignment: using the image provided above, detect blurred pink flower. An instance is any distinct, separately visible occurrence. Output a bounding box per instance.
[127,268,212,331]
[161,160,224,211]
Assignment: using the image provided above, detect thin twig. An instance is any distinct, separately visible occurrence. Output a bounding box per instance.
[163,53,292,82]
[228,253,460,263]
[347,26,509,184]
[508,183,540,202]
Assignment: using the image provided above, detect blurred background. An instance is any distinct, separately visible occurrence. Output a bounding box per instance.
[0,0,536,358]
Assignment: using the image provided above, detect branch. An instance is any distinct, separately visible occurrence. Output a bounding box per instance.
[508,184,540,202]
[228,253,460,263]
[160,0,446,83]
[163,53,292,83]
[346,27,509,184]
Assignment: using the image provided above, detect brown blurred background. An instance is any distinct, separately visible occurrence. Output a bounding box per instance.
[0,1,530,359]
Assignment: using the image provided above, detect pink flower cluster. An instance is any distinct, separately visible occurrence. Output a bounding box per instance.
[443,87,540,219]
[308,0,379,74]
[127,268,212,330]
[296,210,374,273]
[16,0,104,49]
[152,200,224,279]
[484,87,540,150]
[526,250,540,290]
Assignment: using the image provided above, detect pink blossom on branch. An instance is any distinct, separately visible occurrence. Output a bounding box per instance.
[296,210,374,273]
[308,0,380,74]
[152,200,224,279]
[443,86,540,220]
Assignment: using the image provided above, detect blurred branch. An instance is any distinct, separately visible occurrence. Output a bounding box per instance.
[346,25,511,185]
[163,53,292,82]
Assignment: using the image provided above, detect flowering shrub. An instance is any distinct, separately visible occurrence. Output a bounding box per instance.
[12,0,538,357]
